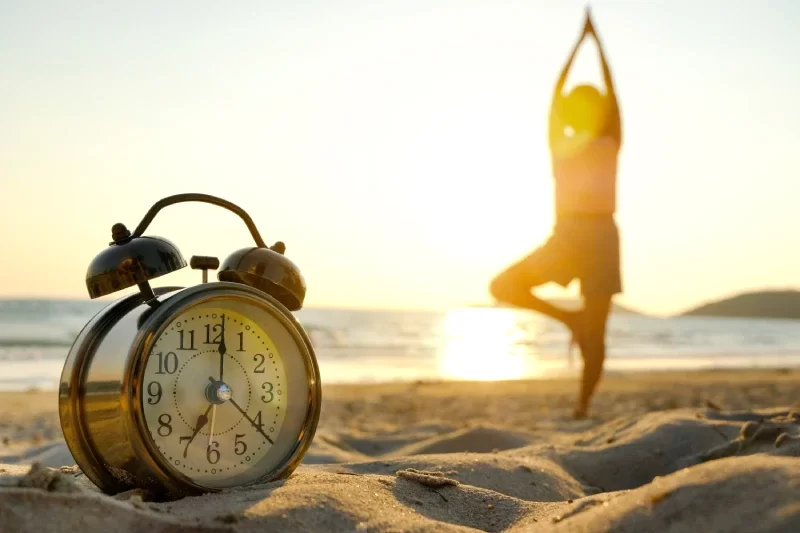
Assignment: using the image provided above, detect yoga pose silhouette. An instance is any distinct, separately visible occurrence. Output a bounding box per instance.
[490,9,622,419]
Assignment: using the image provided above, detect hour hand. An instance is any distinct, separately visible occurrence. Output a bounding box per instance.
[218,314,227,381]
[181,405,212,458]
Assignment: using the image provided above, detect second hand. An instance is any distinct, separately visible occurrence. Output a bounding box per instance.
[207,404,217,448]
[207,377,274,445]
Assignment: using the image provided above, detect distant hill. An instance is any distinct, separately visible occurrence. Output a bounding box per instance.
[680,290,800,320]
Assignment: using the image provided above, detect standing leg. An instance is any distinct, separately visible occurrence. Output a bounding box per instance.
[574,293,612,418]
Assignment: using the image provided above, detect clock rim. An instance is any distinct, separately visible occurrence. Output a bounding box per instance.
[123,282,322,496]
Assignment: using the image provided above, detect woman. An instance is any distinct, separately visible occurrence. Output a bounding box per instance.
[490,10,623,419]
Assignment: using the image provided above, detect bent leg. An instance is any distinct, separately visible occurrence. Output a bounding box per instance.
[574,293,612,418]
[489,251,575,327]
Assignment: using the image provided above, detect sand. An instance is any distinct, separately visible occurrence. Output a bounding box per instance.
[1,368,799,532]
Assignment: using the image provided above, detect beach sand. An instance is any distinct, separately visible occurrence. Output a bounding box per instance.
[1,369,799,532]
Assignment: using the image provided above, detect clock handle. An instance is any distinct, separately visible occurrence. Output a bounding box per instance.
[131,193,270,249]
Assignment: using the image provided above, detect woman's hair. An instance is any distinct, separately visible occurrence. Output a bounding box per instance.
[559,84,606,135]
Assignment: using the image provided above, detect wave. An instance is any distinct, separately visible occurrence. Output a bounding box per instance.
[0,338,76,348]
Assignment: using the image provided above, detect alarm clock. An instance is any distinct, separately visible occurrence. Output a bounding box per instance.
[58,193,322,499]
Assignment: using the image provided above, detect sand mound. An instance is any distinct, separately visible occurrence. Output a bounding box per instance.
[335,423,461,456]
[546,409,743,492]
[301,431,374,464]
[321,453,586,501]
[521,455,800,533]
[389,426,534,456]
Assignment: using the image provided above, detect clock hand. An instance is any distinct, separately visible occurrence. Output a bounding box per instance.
[218,314,226,382]
[208,376,274,444]
[207,404,217,449]
[182,404,213,458]
[229,397,275,445]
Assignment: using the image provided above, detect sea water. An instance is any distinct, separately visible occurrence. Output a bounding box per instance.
[1,299,799,391]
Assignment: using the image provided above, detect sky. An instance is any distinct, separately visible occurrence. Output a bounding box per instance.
[1,0,799,316]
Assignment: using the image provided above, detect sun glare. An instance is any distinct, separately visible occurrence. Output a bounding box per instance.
[437,307,544,381]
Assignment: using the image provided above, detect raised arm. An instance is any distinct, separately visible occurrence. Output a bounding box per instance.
[550,18,591,149]
[588,14,622,143]
[554,29,585,98]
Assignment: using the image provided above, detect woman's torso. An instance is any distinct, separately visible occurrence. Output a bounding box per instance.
[552,135,619,215]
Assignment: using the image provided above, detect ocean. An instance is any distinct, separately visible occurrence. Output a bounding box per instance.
[2,299,800,391]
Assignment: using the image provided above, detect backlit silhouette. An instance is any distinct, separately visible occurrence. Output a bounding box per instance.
[490,9,622,419]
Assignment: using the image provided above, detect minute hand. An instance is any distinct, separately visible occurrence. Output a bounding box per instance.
[230,397,274,444]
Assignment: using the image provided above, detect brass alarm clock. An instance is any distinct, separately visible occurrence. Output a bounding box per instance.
[59,193,322,498]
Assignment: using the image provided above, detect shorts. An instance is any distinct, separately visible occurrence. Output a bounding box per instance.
[510,214,622,296]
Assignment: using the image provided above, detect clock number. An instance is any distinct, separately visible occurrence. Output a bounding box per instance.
[261,382,274,403]
[146,381,162,405]
[206,441,220,464]
[179,436,192,457]
[177,329,195,350]
[157,414,172,437]
[204,324,222,345]
[253,354,265,373]
[155,351,178,375]
[253,411,264,431]
[234,434,247,455]
[237,332,245,352]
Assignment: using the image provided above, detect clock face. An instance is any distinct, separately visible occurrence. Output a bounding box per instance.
[139,296,313,489]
